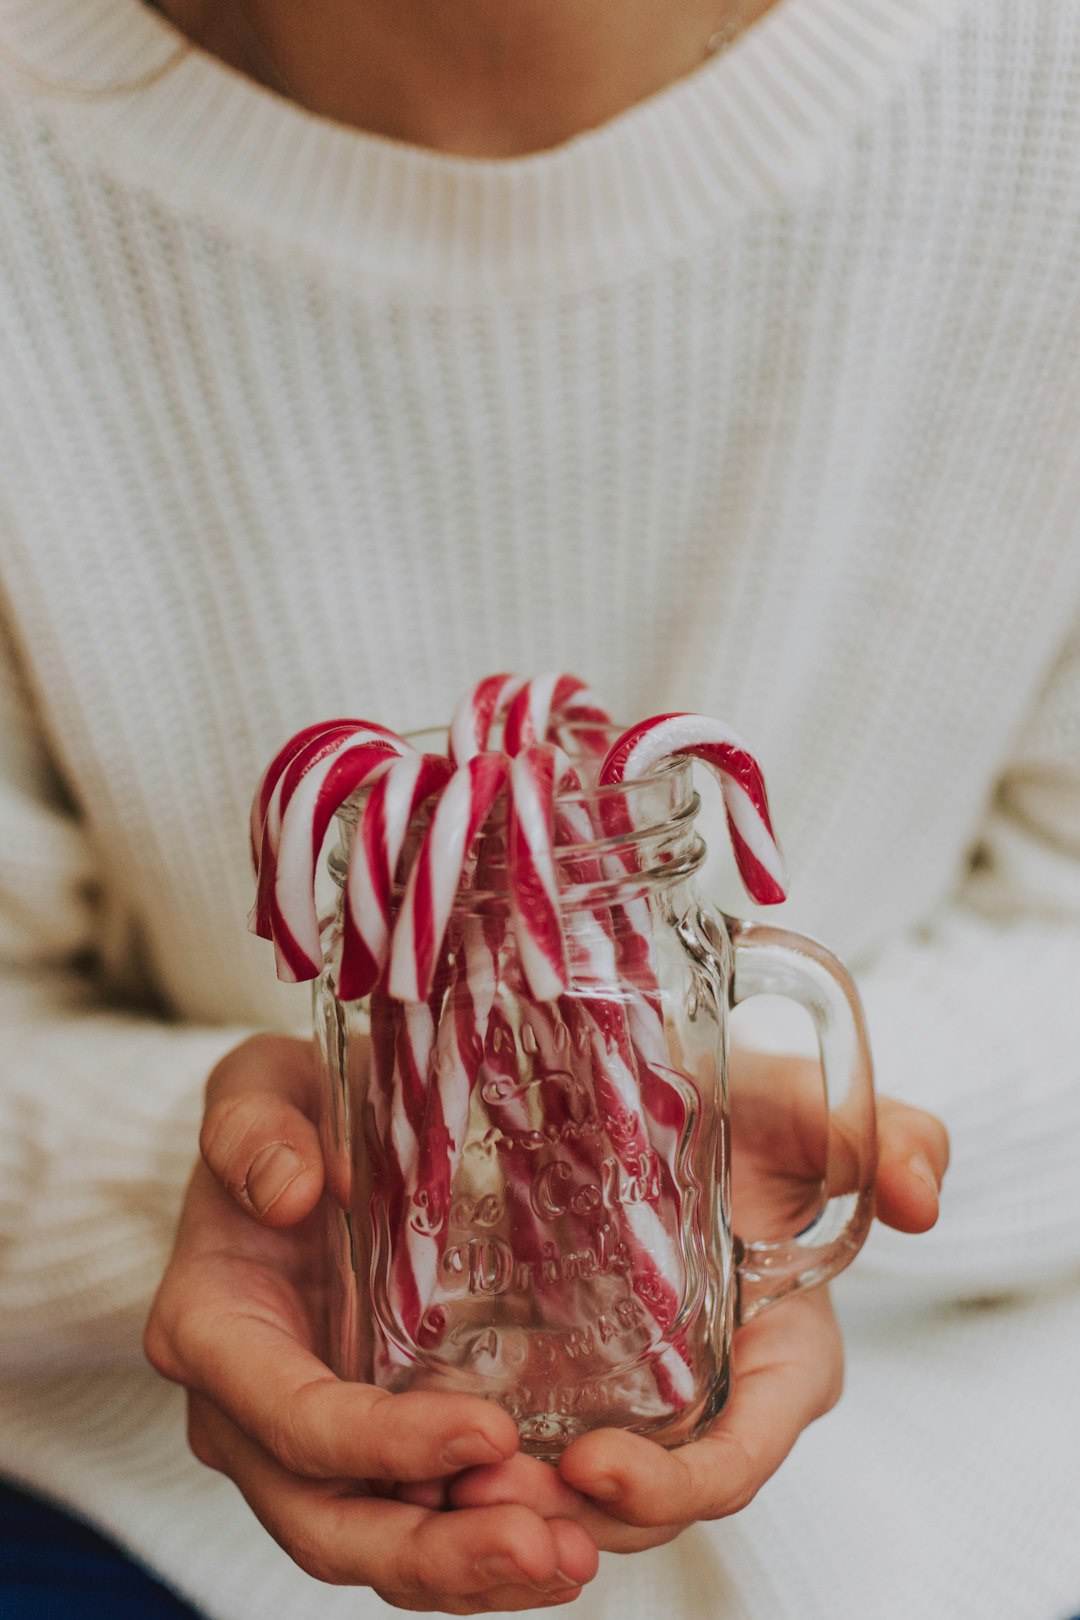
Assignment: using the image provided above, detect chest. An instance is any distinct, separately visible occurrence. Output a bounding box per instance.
[2,137,1079,1018]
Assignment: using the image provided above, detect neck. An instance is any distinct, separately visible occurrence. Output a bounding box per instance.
[153,0,768,156]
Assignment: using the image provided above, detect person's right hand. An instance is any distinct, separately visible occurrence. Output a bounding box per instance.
[144,1034,599,1614]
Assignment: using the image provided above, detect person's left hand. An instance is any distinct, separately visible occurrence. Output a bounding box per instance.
[444,1053,949,1552]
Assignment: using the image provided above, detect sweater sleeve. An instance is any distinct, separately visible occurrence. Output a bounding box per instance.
[849,614,1080,1302]
[0,630,246,1375]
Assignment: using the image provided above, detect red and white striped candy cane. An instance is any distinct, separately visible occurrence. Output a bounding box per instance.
[249,719,379,871]
[507,751,693,1402]
[506,744,571,1003]
[337,752,455,1002]
[268,733,413,982]
[249,720,410,940]
[387,752,509,1003]
[503,672,613,761]
[598,714,788,905]
[448,673,527,765]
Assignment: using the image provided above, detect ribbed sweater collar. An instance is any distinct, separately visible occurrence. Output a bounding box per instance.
[2,0,954,287]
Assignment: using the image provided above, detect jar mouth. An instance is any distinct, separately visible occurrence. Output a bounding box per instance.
[402,721,686,800]
[329,724,704,905]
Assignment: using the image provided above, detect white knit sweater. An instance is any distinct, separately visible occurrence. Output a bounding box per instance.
[1,0,1079,1615]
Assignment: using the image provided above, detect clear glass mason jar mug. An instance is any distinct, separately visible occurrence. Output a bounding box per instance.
[314,733,876,1456]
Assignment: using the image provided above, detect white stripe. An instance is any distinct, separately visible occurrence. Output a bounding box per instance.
[449,691,482,764]
[345,840,385,958]
[527,671,561,743]
[276,740,393,966]
[382,751,424,866]
[510,753,566,998]
[387,764,471,1001]
[722,778,787,884]
[621,716,785,885]
[428,768,473,935]
[622,714,751,778]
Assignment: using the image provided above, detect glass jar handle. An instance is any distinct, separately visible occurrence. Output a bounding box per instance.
[729,919,877,1322]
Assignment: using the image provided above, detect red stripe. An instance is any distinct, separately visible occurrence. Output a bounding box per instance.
[727,819,787,905]
[268,909,317,983]
[250,718,367,867]
[336,911,380,1001]
[309,742,399,865]
[410,845,438,1001]
[685,741,774,827]
[501,685,532,755]
[252,725,359,934]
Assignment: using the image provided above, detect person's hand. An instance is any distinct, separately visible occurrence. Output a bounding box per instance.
[448,1050,950,1552]
[144,1035,599,1614]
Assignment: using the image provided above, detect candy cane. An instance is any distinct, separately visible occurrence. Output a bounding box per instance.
[448,673,527,765]
[506,753,693,1402]
[249,720,410,940]
[599,713,788,905]
[250,719,382,869]
[268,735,411,981]
[503,672,613,760]
[337,752,455,1002]
[506,745,570,1002]
[250,722,411,946]
[248,688,787,1433]
[387,752,509,1003]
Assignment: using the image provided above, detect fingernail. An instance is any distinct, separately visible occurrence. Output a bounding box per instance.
[477,1555,526,1584]
[543,1570,582,1592]
[441,1431,506,1468]
[908,1154,940,1198]
[246,1143,303,1214]
[582,1473,621,1500]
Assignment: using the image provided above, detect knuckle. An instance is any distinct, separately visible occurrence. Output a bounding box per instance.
[707,1435,760,1518]
[143,1301,183,1383]
[376,1594,467,1616]
[167,1299,216,1375]
[721,1475,760,1517]
[282,1523,338,1586]
[902,1106,950,1168]
[265,1414,317,1478]
[375,1587,466,1613]
[199,1091,256,1181]
[352,1390,397,1473]
[265,1380,336,1477]
[820,1356,846,1416]
[185,1408,222,1472]
[642,1521,686,1550]
[204,1035,267,1104]
[389,1540,429,1597]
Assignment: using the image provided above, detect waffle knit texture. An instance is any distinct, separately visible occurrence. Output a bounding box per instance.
[0,0,1079,1614]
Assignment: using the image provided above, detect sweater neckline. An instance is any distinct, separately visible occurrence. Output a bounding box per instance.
[2,0,952,288]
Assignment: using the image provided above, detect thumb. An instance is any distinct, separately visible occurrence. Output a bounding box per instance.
[199,1034,325,1226]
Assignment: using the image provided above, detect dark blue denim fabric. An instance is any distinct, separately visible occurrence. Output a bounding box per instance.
[0,1480,201,1617]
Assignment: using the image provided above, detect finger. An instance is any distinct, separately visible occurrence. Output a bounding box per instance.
[171,1279,521,1480]
[189,1396,596,1601]
[152,1165,523,1484]
[200,1035,324,1224]
[873,1097,951,1233]
[450,1455,582,1517]
[728,1052,866,1202]
[448,1453,685,1555]
[729,1054,950,1225]
[559,1291,842,1526]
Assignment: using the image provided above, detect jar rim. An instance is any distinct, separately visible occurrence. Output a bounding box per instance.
[399,722,689,807]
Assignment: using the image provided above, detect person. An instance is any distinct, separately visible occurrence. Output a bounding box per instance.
[0,1,1078,1617]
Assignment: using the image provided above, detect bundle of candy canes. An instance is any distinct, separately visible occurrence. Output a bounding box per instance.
[249,673,787,1415]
